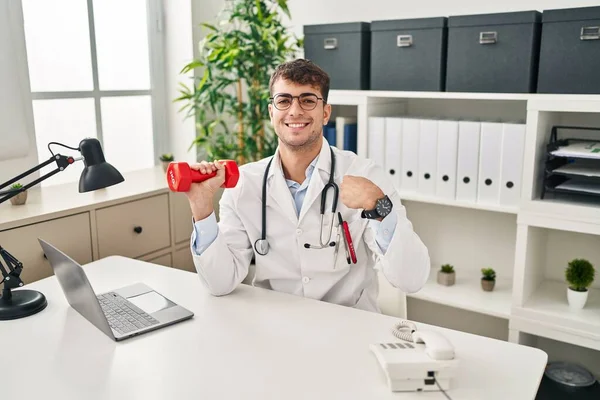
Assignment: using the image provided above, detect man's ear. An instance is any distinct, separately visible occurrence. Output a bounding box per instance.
[323,103,332,125]
[268,103,274,122]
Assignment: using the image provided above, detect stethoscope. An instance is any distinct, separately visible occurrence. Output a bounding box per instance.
[254,146,338,256]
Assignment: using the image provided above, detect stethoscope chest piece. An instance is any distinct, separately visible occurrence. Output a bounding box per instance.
[254,238,269,256]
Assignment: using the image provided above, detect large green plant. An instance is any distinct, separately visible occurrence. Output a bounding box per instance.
[176,0,302,164]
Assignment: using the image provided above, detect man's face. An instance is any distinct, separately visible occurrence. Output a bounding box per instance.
[268,79,331,151]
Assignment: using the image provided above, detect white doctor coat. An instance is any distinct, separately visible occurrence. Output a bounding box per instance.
[192,139,430,312]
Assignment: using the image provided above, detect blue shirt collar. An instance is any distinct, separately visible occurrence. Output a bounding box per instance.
[285,156,319,188]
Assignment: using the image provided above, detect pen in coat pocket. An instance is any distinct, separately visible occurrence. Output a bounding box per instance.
[333,223,341,269]
[337,212,351,264]
[342,220,357,264]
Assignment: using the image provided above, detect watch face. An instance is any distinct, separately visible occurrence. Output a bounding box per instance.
[376,196,392,217]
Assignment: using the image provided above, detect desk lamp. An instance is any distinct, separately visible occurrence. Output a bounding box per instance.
[0,138,124,320]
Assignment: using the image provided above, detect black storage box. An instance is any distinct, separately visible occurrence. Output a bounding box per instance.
[303,22,370,90]
[370,17,447,91]
[445,11,542,93]
[537,6,600,94]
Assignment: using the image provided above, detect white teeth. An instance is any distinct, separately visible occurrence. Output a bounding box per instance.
[287,123,307,128]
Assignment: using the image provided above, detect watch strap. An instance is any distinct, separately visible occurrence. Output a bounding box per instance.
[361,208,380,219]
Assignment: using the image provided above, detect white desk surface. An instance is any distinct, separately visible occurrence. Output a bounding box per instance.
[1,256,547,400]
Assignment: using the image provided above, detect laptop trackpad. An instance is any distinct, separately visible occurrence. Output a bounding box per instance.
[127,291,175,314]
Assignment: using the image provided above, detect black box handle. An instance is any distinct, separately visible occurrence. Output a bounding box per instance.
[397,34,413,47]
[580,26,600,41]
[479,31,497,45]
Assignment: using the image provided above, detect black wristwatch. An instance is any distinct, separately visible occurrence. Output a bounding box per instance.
[361,195,393,219]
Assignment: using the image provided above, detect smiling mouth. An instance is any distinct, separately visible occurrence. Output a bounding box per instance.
[285,122,310,129]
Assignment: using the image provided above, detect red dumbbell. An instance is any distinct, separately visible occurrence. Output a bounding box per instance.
[166,161,240,192]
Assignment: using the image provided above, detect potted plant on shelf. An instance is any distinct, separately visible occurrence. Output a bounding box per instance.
[481,268,496,292]
[175,0,301,165]
[565,258,595,310]
[159,153,174,172]
[437,264,455,286]
[9,183,27,206]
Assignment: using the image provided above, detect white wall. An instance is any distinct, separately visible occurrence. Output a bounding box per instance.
[164,0,196,164]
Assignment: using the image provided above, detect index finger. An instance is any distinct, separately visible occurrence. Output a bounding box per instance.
[213,160,225,170]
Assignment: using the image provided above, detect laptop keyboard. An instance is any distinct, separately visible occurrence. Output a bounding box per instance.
[97,292,159,335]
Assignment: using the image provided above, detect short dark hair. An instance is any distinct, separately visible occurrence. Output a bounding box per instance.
[269,59,330,103]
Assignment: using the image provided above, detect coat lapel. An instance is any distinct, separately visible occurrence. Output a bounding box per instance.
[298,140,334,224]
[267,151,298,225]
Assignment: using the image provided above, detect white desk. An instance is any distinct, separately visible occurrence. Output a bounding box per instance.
[0,256,547,400]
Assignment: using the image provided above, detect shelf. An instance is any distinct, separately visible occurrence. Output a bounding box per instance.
[519,199,600,236]
[512,281,600,350]
[407,271,513,319]
[398,191,519,214]
[329,89,531,101]
[528,96,600,113]
[328,90,600,112]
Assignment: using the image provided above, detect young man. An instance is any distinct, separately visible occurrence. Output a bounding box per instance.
[186,59,430,313]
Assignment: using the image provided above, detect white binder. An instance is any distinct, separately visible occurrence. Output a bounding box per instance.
[417,119,438,196]
[477,122,503,204]
[400,118,420,192]
[499,123,526,207]
[368,117,386,169]
[456,121,480,202]
[436,120,459,200]
[336,116,356,152]
[384,118,403,190]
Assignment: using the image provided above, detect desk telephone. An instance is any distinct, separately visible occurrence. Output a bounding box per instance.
[370,320,459,394]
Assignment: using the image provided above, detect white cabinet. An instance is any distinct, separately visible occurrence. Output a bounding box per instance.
[143,252,172,268]
[0,213,92,283]
[173,246,195,273]
[0,168,197,282]
[96,194,170,259]
[171,192,193,245]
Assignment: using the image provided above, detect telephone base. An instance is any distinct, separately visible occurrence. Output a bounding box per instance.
[389,376,452,392]
[370,342,459,393]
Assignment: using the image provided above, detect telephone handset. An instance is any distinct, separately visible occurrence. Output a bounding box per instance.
[392,320,455,360]
[369,320,459,394]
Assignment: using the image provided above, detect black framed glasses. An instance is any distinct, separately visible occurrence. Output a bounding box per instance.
[270,93,324,111]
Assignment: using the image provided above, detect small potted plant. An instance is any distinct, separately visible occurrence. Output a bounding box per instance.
[565,258,595,310]
[481,268,496,292]
[159,153,174,172]
[9,183,27,206]
[437,264,455,286]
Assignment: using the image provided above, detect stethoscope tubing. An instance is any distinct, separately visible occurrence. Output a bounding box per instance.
[254,147,337,256]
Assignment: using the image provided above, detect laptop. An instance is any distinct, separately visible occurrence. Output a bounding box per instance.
[38,238,194,341]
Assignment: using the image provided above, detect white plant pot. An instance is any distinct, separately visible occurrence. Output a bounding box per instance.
[567,287,588,310]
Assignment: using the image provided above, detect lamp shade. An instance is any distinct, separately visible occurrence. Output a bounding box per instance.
[78,138,124,192]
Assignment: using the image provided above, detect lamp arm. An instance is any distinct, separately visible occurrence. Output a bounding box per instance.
[0,246,24,291]
[0,154,76,205]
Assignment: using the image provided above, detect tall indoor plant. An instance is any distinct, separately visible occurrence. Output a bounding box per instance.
[176,0,302,165]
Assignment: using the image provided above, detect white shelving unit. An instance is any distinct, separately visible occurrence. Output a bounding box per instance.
[328,89,600,375]
[398,191,518,215]
[513,281,600,350]
[407,271,513,319]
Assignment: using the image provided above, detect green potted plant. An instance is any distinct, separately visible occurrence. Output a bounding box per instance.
[9,183,27,206]
[175,0,302,165]
[565,258,595,310]
[481,268,496,292]
[437,264,455,286]
[159,153,174,172]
